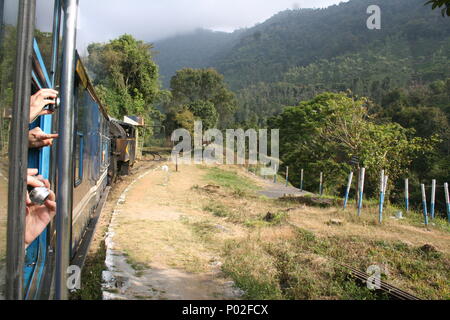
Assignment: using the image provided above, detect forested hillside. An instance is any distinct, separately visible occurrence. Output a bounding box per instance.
[154,29,241,88]
[154,0,450,125]
[86,0,449,211]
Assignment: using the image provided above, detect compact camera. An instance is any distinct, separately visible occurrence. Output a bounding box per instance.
[28,186,51,205]
[46,97,60,112]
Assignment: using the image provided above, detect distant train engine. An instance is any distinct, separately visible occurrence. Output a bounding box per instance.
[108,117,143,183]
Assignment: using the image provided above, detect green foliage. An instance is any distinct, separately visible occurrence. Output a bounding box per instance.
[426,0,450,16]
[86,34,164,135]
[187,101,218,130]
[270,93,435,197]
[166,68,237,128]
[164,107,196,135]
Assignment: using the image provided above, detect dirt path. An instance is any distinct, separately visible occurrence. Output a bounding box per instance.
[102,163,244,300]
[258,179,311,199]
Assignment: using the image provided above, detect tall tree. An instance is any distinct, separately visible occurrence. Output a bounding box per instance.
[86,34,163,123]
[168,68,237,127]
[269,93,434,197]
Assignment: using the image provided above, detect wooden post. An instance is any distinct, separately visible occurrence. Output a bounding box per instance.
[319,172,323,196]
[357,168,366,216]
[286,166,289,187]
[343,172,353,209]
[431,179,436,219]
[405,178,409,212]
[421,184,429,226]
[444,183,449,223]
[378,170,385,223]
[176,154,179,172]
[300,169,304,191]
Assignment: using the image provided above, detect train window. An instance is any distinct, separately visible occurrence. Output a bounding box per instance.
[0,0,20,299]
[74,132,84,187]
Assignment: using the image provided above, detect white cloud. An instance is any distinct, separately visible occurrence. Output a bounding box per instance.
[75,0,347,52]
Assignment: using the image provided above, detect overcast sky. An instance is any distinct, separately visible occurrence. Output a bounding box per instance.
[71,0,347,53]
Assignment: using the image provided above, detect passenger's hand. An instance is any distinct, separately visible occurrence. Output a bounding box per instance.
[26,169,45,206]
[28,127,59,149]
[29,89,58,123]
[25,188,56,249]
[25,170,55,248]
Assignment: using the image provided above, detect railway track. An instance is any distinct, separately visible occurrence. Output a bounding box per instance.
[283,223,421,300]
[339,262,421,300]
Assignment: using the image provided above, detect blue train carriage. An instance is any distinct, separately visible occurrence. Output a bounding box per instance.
[71,55,111,269]
[1,0,111,300]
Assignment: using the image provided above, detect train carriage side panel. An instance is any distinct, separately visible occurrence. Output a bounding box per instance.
[71,58,109,257]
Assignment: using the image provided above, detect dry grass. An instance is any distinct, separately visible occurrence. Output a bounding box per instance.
[107,163,450,300]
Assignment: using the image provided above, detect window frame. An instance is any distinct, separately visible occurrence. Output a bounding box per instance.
[74,131,83,187]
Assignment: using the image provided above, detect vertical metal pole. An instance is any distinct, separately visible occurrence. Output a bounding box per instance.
[319,172,323,196]
[6,0,36,300]
[431,179,436,219]
[55,0,79,300]
[357,168,366,216]
[273,163,277,184]
[50,0,61,86]
[343,172,353,209]
[175,153,178,172]
[421,184,429,227]
[300,169,304,191]
[444,183,449,223]
[378,170,385,223]
[285,166,289,187]
[405,178,409,213]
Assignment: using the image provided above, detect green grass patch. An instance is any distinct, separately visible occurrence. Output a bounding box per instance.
[190,221,218,239]
[203,203,230,217]
[245,212,288,228]
[70,241,107,300]
[205,167,260,195]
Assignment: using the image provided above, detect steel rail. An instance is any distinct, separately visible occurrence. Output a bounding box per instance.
[339,262,421,300]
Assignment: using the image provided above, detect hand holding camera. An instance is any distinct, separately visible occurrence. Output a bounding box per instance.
[25,169,56,248]
[29,88,59,123]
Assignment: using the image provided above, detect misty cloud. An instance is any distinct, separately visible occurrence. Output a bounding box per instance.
[75,0,346,53]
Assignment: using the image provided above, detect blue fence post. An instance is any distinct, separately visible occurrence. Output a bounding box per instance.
[286,166,289,187]
[421,184,429,226]
[444,183,449,223]
[431,179,436,219]
[405,178,409,213]
[300,169,304,191]
[378,170,385,223]
[357,168,366,217]
[343,171,353,209]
